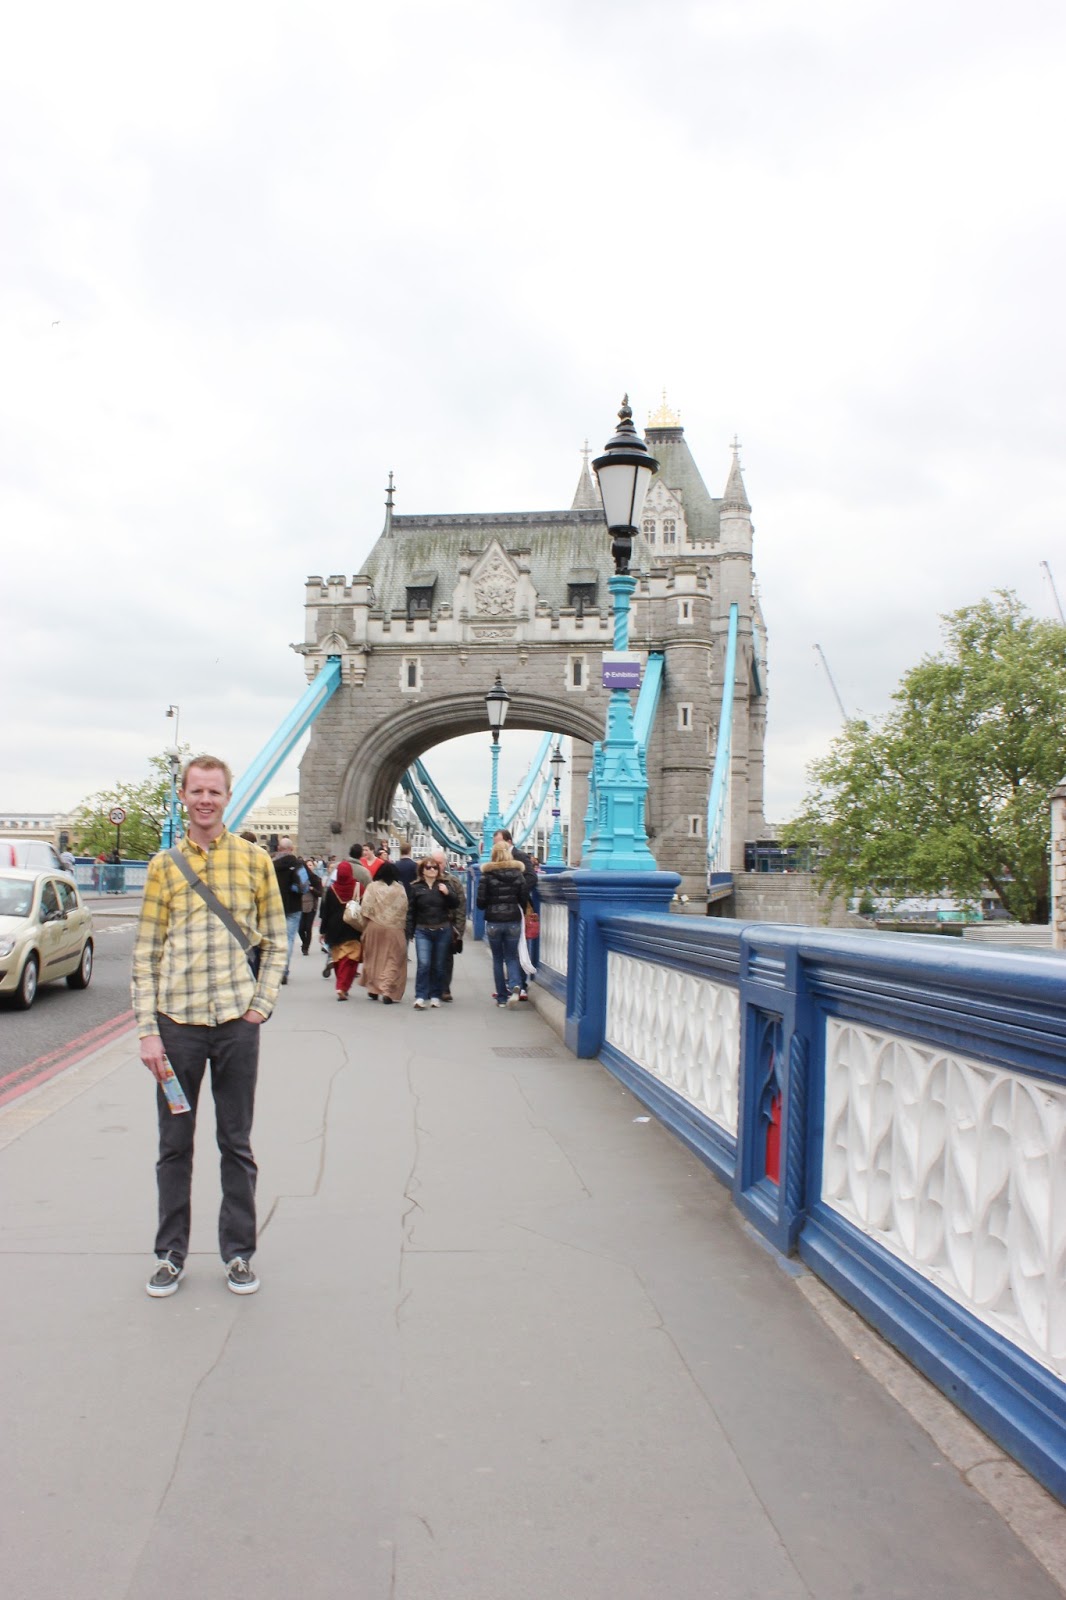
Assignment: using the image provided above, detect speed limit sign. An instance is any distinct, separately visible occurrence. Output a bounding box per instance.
[108,806,127,826]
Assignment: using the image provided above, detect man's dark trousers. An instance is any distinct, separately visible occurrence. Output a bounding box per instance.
[155,1014,259,1266]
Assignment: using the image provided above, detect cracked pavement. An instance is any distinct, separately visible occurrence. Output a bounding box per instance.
[0,944,1062,1599]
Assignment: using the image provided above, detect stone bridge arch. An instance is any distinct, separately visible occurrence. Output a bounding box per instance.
[334,683,609,840]
[296,410,768,894]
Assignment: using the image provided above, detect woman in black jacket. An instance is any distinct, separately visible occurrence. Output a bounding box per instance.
[406,858,460,1009]
[476,842,529,1007]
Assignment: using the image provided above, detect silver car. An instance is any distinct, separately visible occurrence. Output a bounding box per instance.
[0,869,94,1009]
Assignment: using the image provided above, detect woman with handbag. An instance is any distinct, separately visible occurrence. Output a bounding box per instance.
[318,860,363,1001]
[356,862,409,1004]
[476,841,529,1007]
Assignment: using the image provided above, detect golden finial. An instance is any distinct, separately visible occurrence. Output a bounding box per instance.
[648,388,681,428]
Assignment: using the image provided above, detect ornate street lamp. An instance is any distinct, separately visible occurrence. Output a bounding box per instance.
[481,672,511,858]
[546,742,566,866]
[583,396,660,872]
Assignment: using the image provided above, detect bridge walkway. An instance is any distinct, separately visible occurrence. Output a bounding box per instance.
[0,943,1062,1600]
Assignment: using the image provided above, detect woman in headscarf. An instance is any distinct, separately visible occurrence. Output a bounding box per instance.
[356,861,409,1003]
[318,859,363,1001]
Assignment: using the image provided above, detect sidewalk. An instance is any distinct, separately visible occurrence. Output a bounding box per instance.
[0,940,1063,1600]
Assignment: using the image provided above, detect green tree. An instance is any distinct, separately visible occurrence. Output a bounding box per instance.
[70,747,191,860]
[784,593,1066,923]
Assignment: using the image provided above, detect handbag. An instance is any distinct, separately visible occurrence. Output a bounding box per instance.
[342,893,364,931]
[167,847,266,990]
[524,908,540,939]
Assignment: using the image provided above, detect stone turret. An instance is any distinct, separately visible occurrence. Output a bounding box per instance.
[719,438,753,555]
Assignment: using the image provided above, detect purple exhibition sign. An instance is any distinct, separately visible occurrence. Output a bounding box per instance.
[601,652,643,691]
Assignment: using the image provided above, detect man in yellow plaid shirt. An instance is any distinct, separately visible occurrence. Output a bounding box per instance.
[132,755,286,1298]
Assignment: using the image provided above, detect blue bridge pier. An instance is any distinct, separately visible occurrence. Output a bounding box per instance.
[0,929,1063,1599]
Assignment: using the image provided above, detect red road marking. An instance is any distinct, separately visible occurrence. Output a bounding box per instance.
[0,1009,135,1110]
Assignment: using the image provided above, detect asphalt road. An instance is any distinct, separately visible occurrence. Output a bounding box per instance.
[0,914,137,1080]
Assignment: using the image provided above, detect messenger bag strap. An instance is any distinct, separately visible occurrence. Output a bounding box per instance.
[167,845,255,955]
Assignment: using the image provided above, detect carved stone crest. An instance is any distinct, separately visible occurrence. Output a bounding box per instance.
[472,542,518,616]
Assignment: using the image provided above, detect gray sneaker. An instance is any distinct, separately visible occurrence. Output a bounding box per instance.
[225,1257,260,1295]
[146,1257,183,1298]
[506,990,520,1007]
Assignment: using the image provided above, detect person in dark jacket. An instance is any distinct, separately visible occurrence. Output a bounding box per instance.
[298,859,323,955]
[272,835,306,984]
[318,861,363,1000]
[428,849,466,1002]
[477,842,529,1007]
[493,828,536,898]
[406,858,460,1009]
[493,827,537,999]
[393,840,419,893]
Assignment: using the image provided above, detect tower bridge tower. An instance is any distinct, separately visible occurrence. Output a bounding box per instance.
[296,400,767,896]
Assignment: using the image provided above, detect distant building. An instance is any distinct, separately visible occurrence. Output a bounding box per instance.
[244,792,299,846]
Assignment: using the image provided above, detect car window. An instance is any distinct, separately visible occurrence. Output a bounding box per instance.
[0,839,63,872]
[0,880,33,917]
[56,881,79,914]
[40,881,61,919]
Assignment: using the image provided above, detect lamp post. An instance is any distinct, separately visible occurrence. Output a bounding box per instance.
[481,672,511,858]
[583,396,660,871]
[547,742,566,866]
[161,705,182,849]
[160,747,182,848]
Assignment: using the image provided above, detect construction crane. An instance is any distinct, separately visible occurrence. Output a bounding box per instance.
[1040,560,1065,625]
[813,643,849,723]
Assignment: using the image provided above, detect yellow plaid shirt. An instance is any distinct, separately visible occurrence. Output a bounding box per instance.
[131,831,287,1036]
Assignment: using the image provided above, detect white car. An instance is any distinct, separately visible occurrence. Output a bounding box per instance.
[0,836,65,872]
[0,869,94,1009]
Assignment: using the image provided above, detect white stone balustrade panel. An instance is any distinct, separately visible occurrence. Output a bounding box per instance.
[539,900,569,977]
[605,952,739,1135]
[823,1018,1066,1377]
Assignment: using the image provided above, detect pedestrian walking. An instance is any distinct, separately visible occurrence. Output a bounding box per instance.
[477,840,529,1006]
[393,840,419,893]
[319,860,363,999]
[298,858,323,955]
[272,835,306,983]
[356,862,409,1003]
[131,754,286,1299]
[428,849,466,1002]
[406,857,459,1008]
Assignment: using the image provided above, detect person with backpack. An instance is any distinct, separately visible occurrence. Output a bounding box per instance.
[272,835,306,985]
[298,858,323,956]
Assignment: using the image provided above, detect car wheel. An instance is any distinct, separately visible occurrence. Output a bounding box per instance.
[67,940,93,989]
[14,953,39,1010]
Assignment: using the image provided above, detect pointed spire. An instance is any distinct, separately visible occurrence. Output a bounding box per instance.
[722,435,750,512]
[647,389,682,429]
[384,470,395,536]
[571,439,601,511]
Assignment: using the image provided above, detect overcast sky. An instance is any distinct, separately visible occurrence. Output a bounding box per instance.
[3,0,1064,835]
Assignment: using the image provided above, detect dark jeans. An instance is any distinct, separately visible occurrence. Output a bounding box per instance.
[155,1014,260,1266]
[299,906,317,953]
[486,920,522,999]
[414,925,452,1001]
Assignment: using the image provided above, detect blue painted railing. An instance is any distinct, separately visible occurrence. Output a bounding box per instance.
[225,657,342,827]
[400,768,474,856]
[632,651,664,749]
[706,603,738,873]
[409,757,479,850]
[534,871,1066,1504]
[501,733,553,831]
